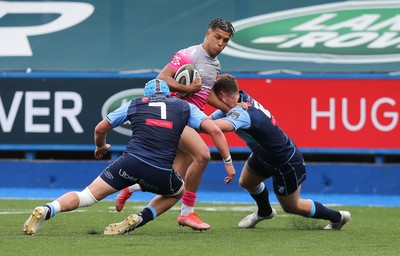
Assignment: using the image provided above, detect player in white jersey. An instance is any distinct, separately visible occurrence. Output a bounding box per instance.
[115,18,235,230]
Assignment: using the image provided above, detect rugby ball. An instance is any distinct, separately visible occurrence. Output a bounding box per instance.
[174,64,200,86]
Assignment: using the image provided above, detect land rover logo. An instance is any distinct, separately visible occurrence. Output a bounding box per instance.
[101,89,144,136]
[224,1,400,63]
[0,1,94,56]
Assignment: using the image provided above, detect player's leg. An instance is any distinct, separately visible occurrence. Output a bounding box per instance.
[274,155,350,230]
[276,187,351,230]
[114,127,197,213]
[105,193,184,235]
[175,126,211,230]
[105,169,185,235]
[238,157,276,228]
[23,177,117,235]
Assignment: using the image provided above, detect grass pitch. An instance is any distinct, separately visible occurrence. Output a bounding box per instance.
[1,199,400,256]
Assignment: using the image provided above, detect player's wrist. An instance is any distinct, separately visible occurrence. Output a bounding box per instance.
[96,144,107,150]
[223,155,232,165]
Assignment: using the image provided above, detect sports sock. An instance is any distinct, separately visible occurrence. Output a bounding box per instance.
[249,183,273,217]
[180,190,196,216]
[128,184,142,193]
[307,200,341,222]
[137,205,157,228]
[44,200,61,220]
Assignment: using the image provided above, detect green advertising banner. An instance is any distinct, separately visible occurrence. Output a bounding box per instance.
[0,75,151,145]
[0,0,399,73]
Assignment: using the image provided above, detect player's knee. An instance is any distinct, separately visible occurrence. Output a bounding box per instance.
[76,187,98,207]
[238,176,252,191]
[192,147,210,165]
[238,176,246,188]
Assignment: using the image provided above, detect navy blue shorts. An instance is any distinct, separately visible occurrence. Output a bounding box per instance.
[246,151,306,196]
[100,153,184,196]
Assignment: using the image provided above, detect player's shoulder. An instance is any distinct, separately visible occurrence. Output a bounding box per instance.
[178,45,202,60]
[227,106,248,119]
[170,45,199,69]
[166,95,191,109]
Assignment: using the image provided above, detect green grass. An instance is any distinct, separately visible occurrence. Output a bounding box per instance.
[1,199,400,256]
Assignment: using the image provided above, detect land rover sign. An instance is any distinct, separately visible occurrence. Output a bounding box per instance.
[101,88,144,136]
[224,1,400,63]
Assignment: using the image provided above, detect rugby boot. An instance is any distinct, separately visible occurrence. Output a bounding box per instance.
[23,206,48,235]
[177,212,210,231]
[115,187,132,212]
[238,208,276,228]
[104,214,141,235]
[324,211,351,230]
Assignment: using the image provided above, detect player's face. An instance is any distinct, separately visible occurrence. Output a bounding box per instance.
[204,28,232,58]
[219,91,240,109]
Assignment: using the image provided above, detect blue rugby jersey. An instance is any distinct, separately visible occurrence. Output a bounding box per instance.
[107,93,207,169]
[211,90,296,168]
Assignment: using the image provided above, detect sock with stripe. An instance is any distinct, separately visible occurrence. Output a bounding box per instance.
[307,200,341,223]
[249,183,273,217]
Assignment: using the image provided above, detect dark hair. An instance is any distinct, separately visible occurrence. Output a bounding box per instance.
[213,74,238,96]
[208,18,235,38]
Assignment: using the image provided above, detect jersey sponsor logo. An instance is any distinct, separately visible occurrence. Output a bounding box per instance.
[227,111,241,119]
[145,118,173,129]
[224,1,400,63]
[0,1,94,57]
[101,88,144,136]
[171,55,182,66]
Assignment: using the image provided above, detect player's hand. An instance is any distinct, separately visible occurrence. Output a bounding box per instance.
[223,163,236,184]
[236,102,249,111]
[187,76,202,94]
[94,144,111,159]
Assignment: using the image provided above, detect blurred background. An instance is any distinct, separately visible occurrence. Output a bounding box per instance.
[0,0,399,203]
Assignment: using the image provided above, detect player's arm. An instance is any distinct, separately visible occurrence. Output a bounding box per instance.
[210,107,251,132]
[157,65,201,95]
[94,119,113,159]
[93,100,130,159]
[212,119,235,132]
[200,119,236,184]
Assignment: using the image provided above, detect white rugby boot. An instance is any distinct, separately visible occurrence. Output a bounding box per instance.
[324,211,351,230]
[238,208,276,228]
[104,214,141,235]
[23,206,48,235]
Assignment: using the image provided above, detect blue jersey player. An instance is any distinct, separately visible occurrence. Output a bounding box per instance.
[116,18,236,231]
[210,74,351,230]
[23,79,235,236]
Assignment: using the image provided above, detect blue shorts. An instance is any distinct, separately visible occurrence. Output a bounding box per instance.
[100,153,184,196]
[246,151,306,196]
